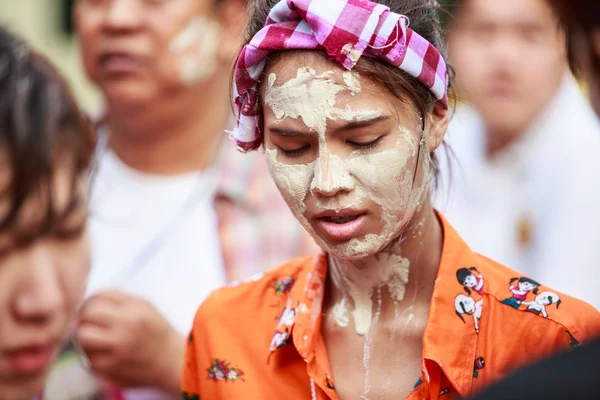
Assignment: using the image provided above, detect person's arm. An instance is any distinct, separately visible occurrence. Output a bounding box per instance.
[156,327,185,394]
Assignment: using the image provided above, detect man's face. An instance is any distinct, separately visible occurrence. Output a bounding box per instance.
[74,0,220,106]
[450,0,568,135]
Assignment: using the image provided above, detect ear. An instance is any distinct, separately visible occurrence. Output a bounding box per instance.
[215,0,247,65]
[425,102,449,152]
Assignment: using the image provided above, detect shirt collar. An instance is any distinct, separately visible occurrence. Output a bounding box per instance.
[266,215,479,398]
[421,214,479,398]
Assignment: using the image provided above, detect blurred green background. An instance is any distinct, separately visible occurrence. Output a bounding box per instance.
[0,0,101,110]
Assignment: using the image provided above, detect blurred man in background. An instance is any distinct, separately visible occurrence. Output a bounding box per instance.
[43,0,315,399]
[436,0,600,308]
[472,2,600,397]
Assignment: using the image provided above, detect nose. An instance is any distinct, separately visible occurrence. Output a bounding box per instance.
[12,246,64,326]
[489,35,520,70]
[310,151,354,197]
[103,0,144,32]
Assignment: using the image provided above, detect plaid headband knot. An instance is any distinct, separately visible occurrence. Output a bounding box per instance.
[232,0,448,152]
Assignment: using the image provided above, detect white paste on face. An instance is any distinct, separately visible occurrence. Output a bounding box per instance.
[341,43,362,64]
[264,66,432,335]
[169,16,220,85]
[265,68,378,136]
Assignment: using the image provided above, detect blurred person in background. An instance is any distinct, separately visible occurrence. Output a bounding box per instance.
[435,0,600,308]
[550,0,600,115]
[43,0,316,399]
[0,25,94,400]
[471,1,600,398]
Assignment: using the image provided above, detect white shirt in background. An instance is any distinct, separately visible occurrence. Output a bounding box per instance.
[87,145,226,399]
[435,75,600,310]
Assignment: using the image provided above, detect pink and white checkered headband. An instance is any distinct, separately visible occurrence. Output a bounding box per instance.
[232,0,449,152]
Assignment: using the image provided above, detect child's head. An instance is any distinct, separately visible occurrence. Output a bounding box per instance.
[456,268,477,287]
[517,277,541,293]
[0,26,94,398]
[233,0,451,259]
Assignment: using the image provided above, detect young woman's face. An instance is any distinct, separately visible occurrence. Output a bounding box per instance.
[262,55,441,259]
[0,159,90,399]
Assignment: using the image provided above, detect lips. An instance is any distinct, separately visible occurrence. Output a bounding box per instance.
[314,209,367,241]
[5,344,55,376]
[99,52,145,75]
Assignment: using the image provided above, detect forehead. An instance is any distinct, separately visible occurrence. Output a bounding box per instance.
[262,53,364,94]
[462,0,556,26]
[261,52,411,122]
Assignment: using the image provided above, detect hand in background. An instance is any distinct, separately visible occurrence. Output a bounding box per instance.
[76,290,185,394]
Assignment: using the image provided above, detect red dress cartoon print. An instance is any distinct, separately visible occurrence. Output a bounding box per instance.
[456,267,484,296]
[501,277,540,309]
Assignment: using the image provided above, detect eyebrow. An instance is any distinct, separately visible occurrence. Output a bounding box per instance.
[335,115,390,132]
[268,127,312,137]
[268,115,390,137]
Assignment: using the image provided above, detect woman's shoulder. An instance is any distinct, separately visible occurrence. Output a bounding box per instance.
[474,252,600,341]
[193,255,321,327]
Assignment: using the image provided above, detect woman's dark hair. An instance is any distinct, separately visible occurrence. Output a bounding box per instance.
[242,0,455,181]
[0,25,94,244]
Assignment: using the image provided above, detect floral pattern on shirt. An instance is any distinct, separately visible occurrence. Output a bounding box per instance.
[182,392,200,400]
[207,359,245,382]
[274,275,296,295]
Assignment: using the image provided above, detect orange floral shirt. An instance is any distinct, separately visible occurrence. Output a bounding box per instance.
[181,215,600,400]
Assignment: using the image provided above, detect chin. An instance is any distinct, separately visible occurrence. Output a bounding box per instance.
[102,81,157,108]
[317,236,385,261]
[0,373,48,400]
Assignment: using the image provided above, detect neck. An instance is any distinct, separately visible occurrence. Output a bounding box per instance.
[324,200,443,335]
[484,126,523,158]
[105,73,230,175]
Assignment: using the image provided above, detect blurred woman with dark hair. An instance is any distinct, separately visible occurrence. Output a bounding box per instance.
[0,25,94,400]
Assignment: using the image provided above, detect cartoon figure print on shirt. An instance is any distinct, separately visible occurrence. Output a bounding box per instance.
[270,296,297,350]
[473,356,485,378]
[501,277,562,318]
[454,267,484,333]
[501,277,540,309]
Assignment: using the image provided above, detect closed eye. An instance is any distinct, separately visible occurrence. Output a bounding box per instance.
[277,145,310,157]
[347,135,384,150]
